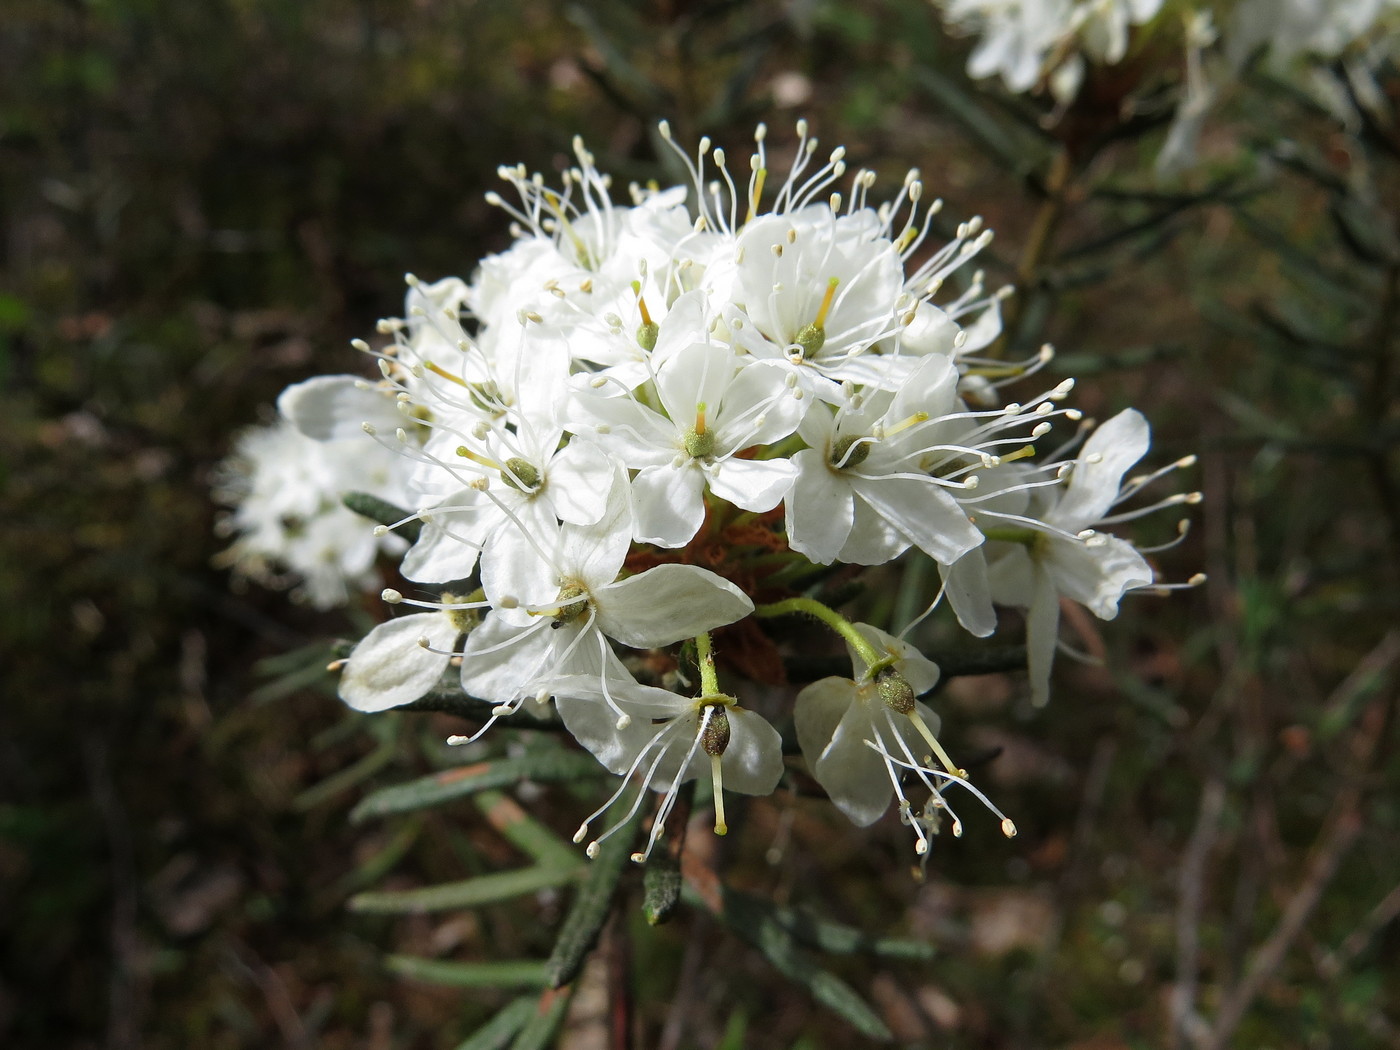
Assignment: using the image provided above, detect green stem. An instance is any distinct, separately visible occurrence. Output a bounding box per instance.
[754,597,884,674]
[695,631,721,696]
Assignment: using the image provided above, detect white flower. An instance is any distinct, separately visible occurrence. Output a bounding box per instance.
[573,338,803,548]
[934,0,1165,104]
[1229,0,1399,68]
[794,624,1014,854]
[214,417,408,609]
[338,592,481,712]
[986,409,1187,705]
[548,673,784,862]
[784,354,984,567]
[460,483,755,710]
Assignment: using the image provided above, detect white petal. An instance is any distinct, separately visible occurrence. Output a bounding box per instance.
[561,475,633,587]
[887,354,959,430]
[720,708,785,796]
[837,496,909,564]
[709,457,796,513]
[567,387,675,468]
[550,673,686,773]
[1045,534,1153,619]
[655,341,733,429]
[547,438,617,526]
[986,543,1036,609]
[1051,409,1150,528]
[596,564,754,648]
[795,677,858,771]
[849,623,941,695]
[854,476,983,566]
[940,550,997,638]
[814,698,892,826]
[339,612,455,712]
[401,493,495,583]
[630,463,706,548]
[460,614,617,704]
[712,361,804,451]
[479,499,560,610]
[278,375,401,441]
[784,450,855,564]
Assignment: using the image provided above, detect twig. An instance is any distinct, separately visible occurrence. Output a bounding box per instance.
[1170,776,1227,1050]
[1319,881,1400,979]
[1201,697,1390,1050]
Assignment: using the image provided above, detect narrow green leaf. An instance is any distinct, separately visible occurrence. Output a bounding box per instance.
[754,898,934,960]
[352,750,603,823]
[507,987,574,1050]
[472,790,580,871]
[451,996,537,1050]
[343,491,420,543]
[641,850,682,926]
[350,864,580,915]
[688,885,894,1041]
[386,956,549,989]
[403,687,564,730]
[293,736,398,812]
[544,807,643,988]
[329,818,423,899]
[910,65,1048,173]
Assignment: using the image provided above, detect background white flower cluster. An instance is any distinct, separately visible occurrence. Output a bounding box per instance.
[219,123,1197,860]
[928,0,1400,170]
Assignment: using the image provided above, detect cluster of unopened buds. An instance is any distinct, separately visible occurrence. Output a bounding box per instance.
[231,121,1203,865]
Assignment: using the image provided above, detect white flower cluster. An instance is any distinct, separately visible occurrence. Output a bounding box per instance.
[252,123,1199,861]
[214,417,410,609]
[1228,0,1400,68]
[931,0,1165,105]
[930,0,1400,156]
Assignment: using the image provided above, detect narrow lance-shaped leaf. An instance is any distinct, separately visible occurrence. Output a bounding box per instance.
[350,864,580,915]
[725,888,934,960]
[507,986,575,1050]
[386,956,550,989]
[544,806,644,988]
[642,850,682,927]
[473,789,580,871]
[343,491,420,543]
[451,996,538,1050]
[683,884,894,1041]
[352,750,605,823]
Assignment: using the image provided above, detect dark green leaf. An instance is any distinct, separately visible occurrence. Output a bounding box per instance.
[689,885,894,1041]
[342,491,419,543]
[641,850,682,926]
[386,956,549,989]
[352,750,604,823]
[293,735,398,812]
[507,988,574,1050]
[544,806,644,988]
[472,789,580,871]
[350,864,581,915]
[451,996,537,1050]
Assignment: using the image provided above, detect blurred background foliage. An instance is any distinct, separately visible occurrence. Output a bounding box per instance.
[2,0,1398,1047]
